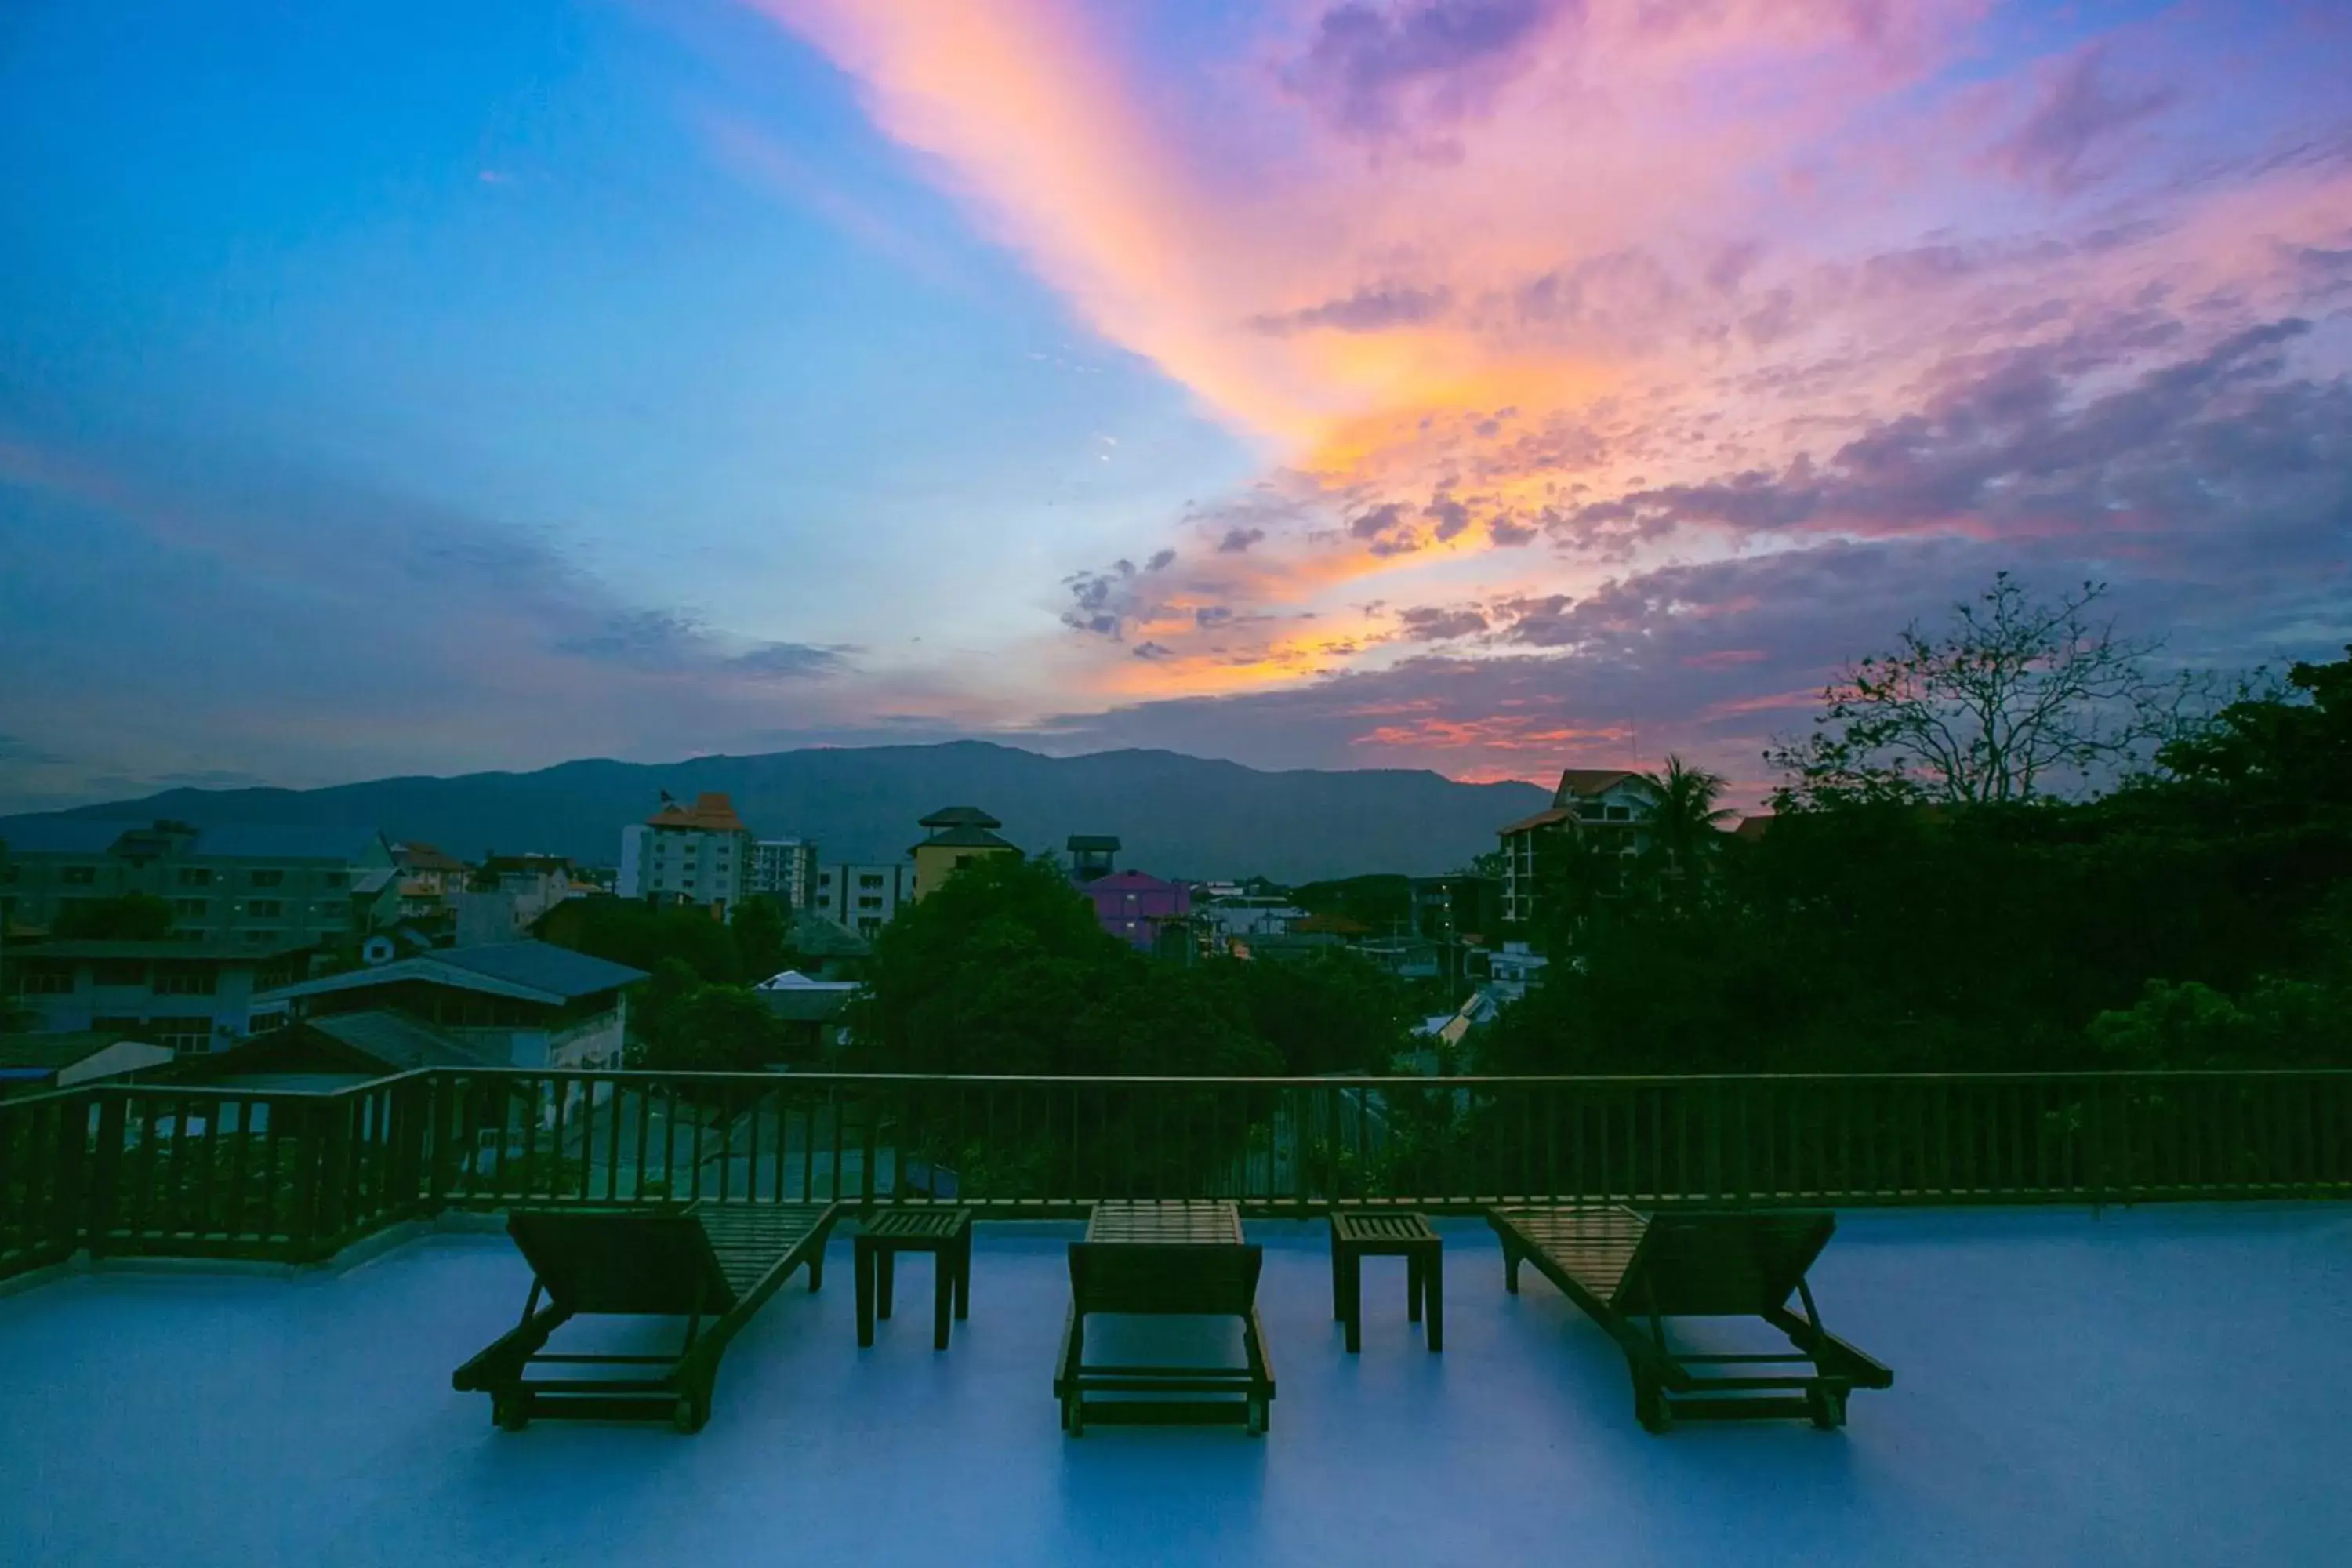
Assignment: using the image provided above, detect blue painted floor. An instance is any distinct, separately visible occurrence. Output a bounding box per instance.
[4,1205,2350,1566]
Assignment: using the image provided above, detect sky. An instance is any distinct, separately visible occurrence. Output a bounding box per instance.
[2,0,2348,815]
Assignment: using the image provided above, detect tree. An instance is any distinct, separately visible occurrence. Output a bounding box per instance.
[53,893,175,940]
[541,898,740,984]
[731,895,790,984]
[2158,645,2351,808]
[1766,573,2191,811]
[1639,754,1735,888]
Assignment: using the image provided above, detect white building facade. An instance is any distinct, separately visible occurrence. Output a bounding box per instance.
[615,793,753,918]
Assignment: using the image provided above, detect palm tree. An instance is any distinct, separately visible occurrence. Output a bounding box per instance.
[1639,754,1736,891]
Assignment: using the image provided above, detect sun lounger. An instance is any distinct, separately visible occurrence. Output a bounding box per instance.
[1054,1200,1276,1436]
[452,1200,839,1433]
[1487,1203,1892,1431]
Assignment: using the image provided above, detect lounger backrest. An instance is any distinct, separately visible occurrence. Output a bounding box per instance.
[1069,1242,1263,1316]
[1611,1210,1835,1317]
[508,1206,737,1316]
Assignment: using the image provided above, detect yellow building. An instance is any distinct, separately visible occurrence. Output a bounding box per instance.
[908,805,1019,900]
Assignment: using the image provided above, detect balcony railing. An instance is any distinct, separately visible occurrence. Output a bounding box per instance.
[4,1067,2349,1284]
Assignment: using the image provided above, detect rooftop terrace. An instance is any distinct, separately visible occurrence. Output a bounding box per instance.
[7,1203,2350,1567]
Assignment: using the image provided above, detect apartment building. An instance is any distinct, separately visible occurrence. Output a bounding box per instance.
[615,793,752,916]
[0,819,397,950]
[812,862,909,937]
[749,837,818,908]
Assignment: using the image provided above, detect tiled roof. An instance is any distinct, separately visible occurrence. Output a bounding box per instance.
[646,793,749,833]
[920,805,1003,829]
[1733,814,1774,840]
[1550,768,1641,803]
[1497,805,1576,836]
[392,843,468,873]
[911,826,1018,852]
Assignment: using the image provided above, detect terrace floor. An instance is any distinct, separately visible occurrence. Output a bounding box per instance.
[4,1204,2350,1566]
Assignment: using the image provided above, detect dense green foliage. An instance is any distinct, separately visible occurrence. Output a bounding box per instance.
[1288,874,1410,933]
[853,854,1415,1076]
[1489,647,2352,1074]
[53,894,175,940]
[543,897,744,984]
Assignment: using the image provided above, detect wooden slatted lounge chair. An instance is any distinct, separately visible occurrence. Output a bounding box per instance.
[1054,1200,1276,1436]
[1488,1203,1892,1432]
[452,1200,840,1433]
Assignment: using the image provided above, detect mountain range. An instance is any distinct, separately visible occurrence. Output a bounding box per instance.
[0,742,1552,884]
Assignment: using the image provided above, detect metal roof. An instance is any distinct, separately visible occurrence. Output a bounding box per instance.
[256,941,646,1007]
[307,1011,505,1069]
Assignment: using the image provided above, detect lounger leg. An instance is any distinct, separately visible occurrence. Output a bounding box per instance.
[808,1238,825,1293]
[934,1250,953,1350]
[1425,1255,1443,1353]
[955,1231,971,1320]
[855,1237,877,1348]
[1408,1253,1424,1323]
[877,1250,895,1319]
[1331,1237,1344,1319]
[1344,1251,1363,1353]
[1504,1244,1522,1294]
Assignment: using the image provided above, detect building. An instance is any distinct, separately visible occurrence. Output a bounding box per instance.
[616,793,753,916]
[1497,769,1664,926]
[251,940,646,1069]
[1067,835,1120,884]
[1409,874,1503,944]
[1484,941,1550,1001]
[2,940,314,1053]
[812,862,909,937]
[752,969,858,1054]
[750,837,818,908]
[0,818,398,949]
[908,806,1019,902]
[453,853,579,946]
[0,1032,176,1096]
[1078,869,1190,953]
[391,842,469,934]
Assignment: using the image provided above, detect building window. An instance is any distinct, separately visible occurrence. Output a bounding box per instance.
[177,867,214,887]
[1605,805,1632,822]
[154,967,218,996]
[152,1025,212,1054]
[248,900,283,918]
[858,895,883,909]
[93,960,148,986]
[16,968,74,995]
[318,869,347,889]
[250,869,285,887]
[61,866,98,885]
[245,930,284,945]
[858,873,884,890]
[173,898,209,916]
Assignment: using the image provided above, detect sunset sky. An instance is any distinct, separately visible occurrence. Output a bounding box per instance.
[3,1,2348,813]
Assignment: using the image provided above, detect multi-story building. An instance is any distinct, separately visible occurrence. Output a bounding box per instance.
[615,793,752,917]
[1497,768,1662,927]
[1409,874,1504,943]
[453,853,579,946]
[4,939,314,1052]
[908,806,1019,902]
[812,862,909,938]
[251,940,646,1070]
[1079,870,1192,953]
[749,837,818,909]
[0,819,398,951]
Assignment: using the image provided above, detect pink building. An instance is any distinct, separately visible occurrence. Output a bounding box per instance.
[1080,869,1191,952]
